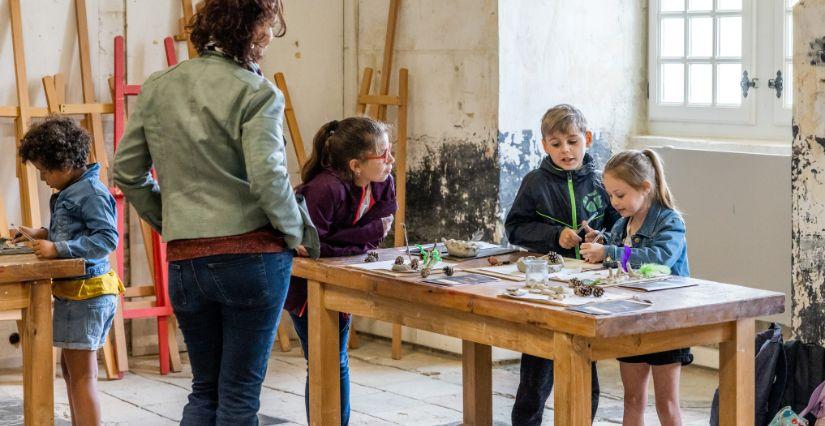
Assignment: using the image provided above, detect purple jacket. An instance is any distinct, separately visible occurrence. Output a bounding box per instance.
[285,169,397,314]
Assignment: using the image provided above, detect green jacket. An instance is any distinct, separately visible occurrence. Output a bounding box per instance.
[113,51,319,256]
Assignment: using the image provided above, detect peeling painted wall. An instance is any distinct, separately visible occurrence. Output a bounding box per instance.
[497,0,648,242]
[352,0,501,243]
[791,0,825,344]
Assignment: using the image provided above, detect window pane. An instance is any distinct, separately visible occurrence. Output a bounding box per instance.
[786,13,793,58]
[688,0,712,11]
[718,16,742,57]
[661,63,685,104]
[689,17,713,57]
[716,63,742,106]
[717,0,742,11]
[662,0,684,12]
[689,63,713,104]
[661,18,685,57]
[785,63,794,110]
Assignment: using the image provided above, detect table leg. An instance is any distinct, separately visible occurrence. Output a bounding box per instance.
[553,332,591,426]
[308,280,341,425]
[462,340,492,426]
[24,280,54,426]
[719,319,755,425]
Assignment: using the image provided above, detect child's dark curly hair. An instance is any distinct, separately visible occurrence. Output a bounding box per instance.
[189,0,286,66]
[19,117,90,171]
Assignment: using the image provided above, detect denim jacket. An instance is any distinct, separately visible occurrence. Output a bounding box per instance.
[603,201,689,276]
[49,163,118,278]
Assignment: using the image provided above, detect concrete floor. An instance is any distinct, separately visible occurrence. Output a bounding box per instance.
[0,335,717,425]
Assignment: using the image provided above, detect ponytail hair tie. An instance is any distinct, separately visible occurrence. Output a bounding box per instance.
[328,120,339,134]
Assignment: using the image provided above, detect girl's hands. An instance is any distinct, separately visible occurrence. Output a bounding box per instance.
[381,215,394,237]
[294,245,309,257]
[32,240,58,259]
[559,227,582,249]
[580,242,605,263]
[580,221,600,243]
[12,226,47,243]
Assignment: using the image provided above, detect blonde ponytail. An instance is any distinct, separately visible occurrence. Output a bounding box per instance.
[604,149,679,212]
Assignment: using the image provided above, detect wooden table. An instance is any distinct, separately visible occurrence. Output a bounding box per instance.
[293,248,785,425]
[0,254,84,426]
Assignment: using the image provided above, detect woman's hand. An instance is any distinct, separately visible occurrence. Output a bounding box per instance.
[558,227,582,249]
[580,242,605,263]
[32,240,58,259]
[381,215,394,237]
[13,226,47,243]
[294,245,309,257]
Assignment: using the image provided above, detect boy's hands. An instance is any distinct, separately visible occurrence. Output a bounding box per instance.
[580,242,605,263]
[381,215,394,237]
[31,240,58,259]
[558,227,582,249]
[12,226,47,243]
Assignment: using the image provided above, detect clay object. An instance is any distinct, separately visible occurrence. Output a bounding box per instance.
[443,239,481,258]
[487,256,501,266]
[505,287,528,297]
[391,263,413,272]
[364,251,379,262]
[443,266,455,276]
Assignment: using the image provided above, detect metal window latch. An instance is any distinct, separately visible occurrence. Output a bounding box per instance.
[741,70,758,98]
[768,70,784,99]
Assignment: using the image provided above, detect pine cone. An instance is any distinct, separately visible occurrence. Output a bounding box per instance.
[395,256,405,265]
[592,287,605,297]
[443,266,455,276]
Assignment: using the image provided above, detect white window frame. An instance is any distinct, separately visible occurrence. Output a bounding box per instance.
[772,0,794,125]
[648,0,757,125]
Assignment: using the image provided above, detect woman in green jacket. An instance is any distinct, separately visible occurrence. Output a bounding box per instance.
[113,1,317,424]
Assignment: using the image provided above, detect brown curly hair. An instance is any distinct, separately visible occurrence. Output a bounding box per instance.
[19,117,90,171]
[189,0,286,66]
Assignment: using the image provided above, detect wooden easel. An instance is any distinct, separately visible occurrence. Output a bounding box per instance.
[358,0,409,360]
[172,0,198,60]
[357,67,409,360]
[0,0,125,379]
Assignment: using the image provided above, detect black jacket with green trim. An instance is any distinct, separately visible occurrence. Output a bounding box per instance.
[505,153,619,258]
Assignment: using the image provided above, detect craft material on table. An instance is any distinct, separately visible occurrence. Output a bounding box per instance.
[0,237,33,255]
[348,259,458,277]
[618,280,697,292]
[422,273,498,287]
[567,299,653,315]
[470,257,602,282]
[499,286,631,307]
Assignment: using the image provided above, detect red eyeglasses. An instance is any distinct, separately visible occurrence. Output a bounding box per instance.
[365,142,393,163]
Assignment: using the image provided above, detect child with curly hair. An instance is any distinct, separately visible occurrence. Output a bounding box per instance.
[15,116,122,425]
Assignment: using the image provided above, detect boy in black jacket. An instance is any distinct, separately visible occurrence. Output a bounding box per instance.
[506,104,619,425]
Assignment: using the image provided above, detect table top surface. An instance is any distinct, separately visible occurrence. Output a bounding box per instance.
[0,254,85,284]
[293,248,785,338]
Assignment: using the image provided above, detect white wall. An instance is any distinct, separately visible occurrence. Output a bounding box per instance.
[642,145,792,326]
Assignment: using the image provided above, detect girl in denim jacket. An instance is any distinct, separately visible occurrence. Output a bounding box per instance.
[15,117,122,426]
[580,149,690,425]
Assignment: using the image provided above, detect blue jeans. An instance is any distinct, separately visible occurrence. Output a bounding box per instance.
[511,354,600,425]
[169,252,293,426]
[290,311,351,426]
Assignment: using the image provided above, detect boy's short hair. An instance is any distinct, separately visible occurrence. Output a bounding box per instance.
[540,104,588,139]
[19,117,90,170]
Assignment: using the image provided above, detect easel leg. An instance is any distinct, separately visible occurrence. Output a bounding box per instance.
[308,280,341,425]
[462,340,492,426]
[276,311,292,352]
[553,332,591,426]
[719,319,755,425]
[168,315,182,372]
